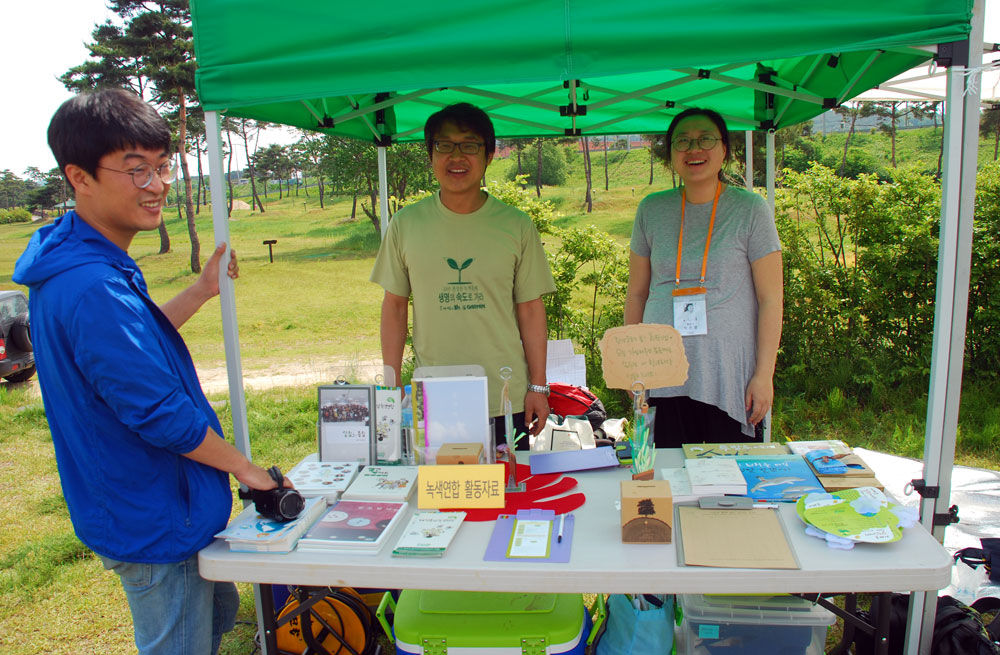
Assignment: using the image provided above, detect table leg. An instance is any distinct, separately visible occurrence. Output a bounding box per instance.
[259,583,279,655]
[874,592,892,655]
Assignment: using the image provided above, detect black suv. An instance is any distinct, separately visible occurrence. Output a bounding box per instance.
[0,290,34,383]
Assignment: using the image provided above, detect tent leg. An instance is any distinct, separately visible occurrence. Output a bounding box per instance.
[762,129,776,443]
[205,111,251,462]
[378,145,390,237]
[207,110,266,653]
[744,131,754,190]
[906,2,984,654]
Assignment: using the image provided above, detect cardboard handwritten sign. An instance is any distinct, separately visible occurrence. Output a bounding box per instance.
[598,324,688,390]
[417,464,505,509]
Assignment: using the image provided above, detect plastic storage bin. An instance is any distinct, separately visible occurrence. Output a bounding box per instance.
[380,590,594,655]
[677,594,835,655]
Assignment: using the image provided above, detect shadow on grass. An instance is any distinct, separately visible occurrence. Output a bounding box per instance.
[0,532,93,597]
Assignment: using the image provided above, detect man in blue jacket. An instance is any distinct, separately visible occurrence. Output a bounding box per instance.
[13,89,282,655]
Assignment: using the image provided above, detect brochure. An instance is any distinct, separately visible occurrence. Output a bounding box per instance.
[375,386,403,464]
[684,457,747,495]
[796,487,903,543]
[682,442,790,459]
[735,455,825,502]
[318,385,375,463]
[341,465,419,502]
[298,500,407,552]
[214,496,327,553]
[284,459,361,500]
[391,511,466,557]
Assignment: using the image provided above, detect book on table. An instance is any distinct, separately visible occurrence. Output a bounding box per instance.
[683,457,747,496]
[284,458,361,501]
[682,442,790,459]
[392,511,467,558]
[734,455,825,502]
[785,439,852,457]
[657,467,701,503]
[214,496,327,553]
[341,465,419,502]
[297,500,408,553]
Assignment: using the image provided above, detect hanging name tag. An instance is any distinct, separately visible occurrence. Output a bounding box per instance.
[672,287,708,336]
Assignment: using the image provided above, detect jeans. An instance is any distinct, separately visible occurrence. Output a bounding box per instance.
[100,553,239,655]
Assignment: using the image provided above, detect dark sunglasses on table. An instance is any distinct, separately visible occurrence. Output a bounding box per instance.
[671,135,721,152]
[433,140,486,155]
[97,161,177,189]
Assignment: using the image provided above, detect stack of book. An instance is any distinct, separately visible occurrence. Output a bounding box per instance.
[656,467,700,503]
[682,442,790,459]
[786,440,882,491]
[284,458,361,501]
[298,500,408,554]
[684,457,747,496]
[392,511,466,558]
[342,465,419,502]
[214,496,327,553]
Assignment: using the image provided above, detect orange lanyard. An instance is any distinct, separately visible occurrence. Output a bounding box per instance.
[675,181,723,287]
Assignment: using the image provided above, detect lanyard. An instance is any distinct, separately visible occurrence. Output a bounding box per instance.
[675,181,723,287]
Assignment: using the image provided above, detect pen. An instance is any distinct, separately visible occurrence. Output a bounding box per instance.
[557,514,565,542]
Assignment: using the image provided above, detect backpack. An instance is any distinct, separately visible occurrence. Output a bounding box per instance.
[547,383,607,430]
[853,593,1000,655]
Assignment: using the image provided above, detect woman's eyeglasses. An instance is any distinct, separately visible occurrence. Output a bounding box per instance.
[671,135,721,152]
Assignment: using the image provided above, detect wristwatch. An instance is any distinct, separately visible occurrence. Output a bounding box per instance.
[527,384,550,396]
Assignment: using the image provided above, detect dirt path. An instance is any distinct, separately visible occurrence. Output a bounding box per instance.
[5,356,387,398]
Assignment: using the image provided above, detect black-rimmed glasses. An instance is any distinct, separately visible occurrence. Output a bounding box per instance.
[671,135,721,152]
[433,140,485,155]
[97,161,176,189]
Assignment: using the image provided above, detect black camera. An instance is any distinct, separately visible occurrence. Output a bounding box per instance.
[238,465,305,522]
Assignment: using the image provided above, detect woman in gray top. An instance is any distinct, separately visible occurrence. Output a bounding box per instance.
[624,108,783,447]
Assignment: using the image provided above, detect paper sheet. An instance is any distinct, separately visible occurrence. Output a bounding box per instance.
[678,506,799,569]
[507,519,551,558]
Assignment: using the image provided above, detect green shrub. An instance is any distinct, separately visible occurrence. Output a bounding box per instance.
[0,207,32,224]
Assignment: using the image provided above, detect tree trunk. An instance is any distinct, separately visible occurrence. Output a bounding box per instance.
[226,127,234,215]
[839,113,858,176]
[177,93,201,274]
[994,129,999,161]
[241,121,264,212]
[352,191,358,219]
[318,177,325,209]
[649,147,654,185]
[603,136,609,191]
[890,103,898,168]
[581,137,593,213]
[535,138,543,198]
[195,139,203,214]
[157,218,171,253]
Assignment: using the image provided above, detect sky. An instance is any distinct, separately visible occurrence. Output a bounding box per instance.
[1,1,996,179]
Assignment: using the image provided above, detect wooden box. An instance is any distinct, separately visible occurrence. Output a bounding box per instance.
[436,442,485,465]
[620,480,672,543]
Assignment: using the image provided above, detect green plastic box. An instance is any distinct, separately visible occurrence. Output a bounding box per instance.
[384,590,592,655]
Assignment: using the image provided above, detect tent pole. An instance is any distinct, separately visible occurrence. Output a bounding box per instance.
[763,128,776,443]
[744,131,753,190]
[205,110,251,460]
[206,110,269,655]
[378,145,389,238]
[906,2,985,654]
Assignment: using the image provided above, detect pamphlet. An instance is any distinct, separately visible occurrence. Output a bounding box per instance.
[284,459,361,500]
[684,457,747,495]
[318,385,374,463]
[682,442,790,459]
[735,455,824,502]
[342,466,419,502]
[392,511,466,557]
[298,500,407,553]
[375,386,403,463]
[795,487,903,543]
[507,519,551,558]
[214,496,327,553]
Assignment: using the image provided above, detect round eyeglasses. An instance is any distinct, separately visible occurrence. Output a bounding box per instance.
[671,135,721,152]
[97,161,176,189]
[433,140,485,155]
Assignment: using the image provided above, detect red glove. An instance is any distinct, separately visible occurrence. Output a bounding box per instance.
[452,461,586,521]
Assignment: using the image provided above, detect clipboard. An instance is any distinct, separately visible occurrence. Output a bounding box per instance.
[484,509,574,563]
[674,502,799,569]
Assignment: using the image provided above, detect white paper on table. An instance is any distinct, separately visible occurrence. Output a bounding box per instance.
[508,519,551,558]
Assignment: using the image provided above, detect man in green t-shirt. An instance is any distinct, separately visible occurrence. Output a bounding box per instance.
[370,103,556,445]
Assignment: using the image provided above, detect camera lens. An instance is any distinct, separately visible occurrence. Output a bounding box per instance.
[278,490,305,520]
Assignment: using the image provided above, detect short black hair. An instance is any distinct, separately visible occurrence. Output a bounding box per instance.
[48,89,172,185]
[423,103,496,159]
[665,107,732,166]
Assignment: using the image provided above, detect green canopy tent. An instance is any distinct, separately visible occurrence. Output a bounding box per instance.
[189,2,985,652]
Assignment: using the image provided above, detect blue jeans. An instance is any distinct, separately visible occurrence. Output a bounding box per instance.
[99,553,239,655]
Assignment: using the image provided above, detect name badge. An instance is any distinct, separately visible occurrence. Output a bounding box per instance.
[672,287,707,336]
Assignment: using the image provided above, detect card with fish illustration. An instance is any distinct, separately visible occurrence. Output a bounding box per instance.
[734,455,825,502]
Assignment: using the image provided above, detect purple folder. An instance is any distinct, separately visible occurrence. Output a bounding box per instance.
[529,447,619,474]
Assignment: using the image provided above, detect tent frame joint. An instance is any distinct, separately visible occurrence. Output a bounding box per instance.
[560,104,587,116]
